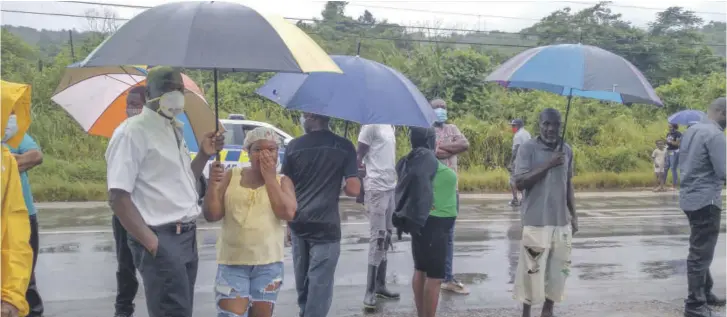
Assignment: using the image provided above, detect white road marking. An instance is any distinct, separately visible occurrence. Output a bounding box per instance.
[39,206,724,235]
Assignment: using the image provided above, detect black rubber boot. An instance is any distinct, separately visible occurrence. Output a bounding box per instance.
[708,293,726,307]
[686,272,719,317]
[375,260,400,299]
[363,265,378,310]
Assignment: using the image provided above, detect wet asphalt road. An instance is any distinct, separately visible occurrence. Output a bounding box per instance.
[35,193,726,317]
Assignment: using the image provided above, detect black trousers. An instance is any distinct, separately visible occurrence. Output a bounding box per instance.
[128,222,198,317]
[684,205,721,309]
[26,214,44,317]
[112,215,138,315]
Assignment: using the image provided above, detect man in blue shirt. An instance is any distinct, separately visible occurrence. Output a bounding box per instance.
[679,97,726,317]
[4,114,44,317]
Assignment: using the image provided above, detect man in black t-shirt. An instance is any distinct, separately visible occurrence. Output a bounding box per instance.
[282,113,361,317]
[665,124,683,189]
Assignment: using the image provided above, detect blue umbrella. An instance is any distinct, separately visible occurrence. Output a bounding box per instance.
[486,44,662,148]
[256,55,436,128]
[668,109,705,126]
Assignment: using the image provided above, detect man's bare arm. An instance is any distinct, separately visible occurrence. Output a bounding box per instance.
[438,138,469,155]
[14,150,42,173]
[357,142,370,168]
[343,177,361,197]
[109,189,158,254]
[567,179,576,218]
[191,153,211,181]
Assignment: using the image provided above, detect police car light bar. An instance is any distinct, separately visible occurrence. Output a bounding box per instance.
[228,114,246,120]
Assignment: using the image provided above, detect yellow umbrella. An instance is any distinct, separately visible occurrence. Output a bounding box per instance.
[1,80,31,148]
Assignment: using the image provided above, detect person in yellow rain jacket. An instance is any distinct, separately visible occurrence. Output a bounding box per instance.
[1,80,34,317]
[1,146,32,317]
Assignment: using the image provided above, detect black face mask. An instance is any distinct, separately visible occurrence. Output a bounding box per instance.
[409,127,436,150]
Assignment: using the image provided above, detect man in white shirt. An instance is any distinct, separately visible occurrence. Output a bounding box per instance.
[509,119,531,207]
[357,124,400,310]
[105,67,223,317]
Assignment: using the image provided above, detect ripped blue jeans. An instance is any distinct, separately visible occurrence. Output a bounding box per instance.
[214,262,284,317]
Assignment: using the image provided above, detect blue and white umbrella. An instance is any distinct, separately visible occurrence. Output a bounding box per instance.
[486,43,663,148]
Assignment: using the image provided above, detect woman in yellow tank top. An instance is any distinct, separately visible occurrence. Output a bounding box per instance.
[204,127,297,317]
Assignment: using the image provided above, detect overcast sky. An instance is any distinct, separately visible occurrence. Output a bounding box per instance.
[1,0,725,33]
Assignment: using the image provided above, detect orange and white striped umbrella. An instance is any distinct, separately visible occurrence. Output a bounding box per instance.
[51,66,222,139]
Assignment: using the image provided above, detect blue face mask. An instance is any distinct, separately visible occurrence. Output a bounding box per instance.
[3,115,18,142]
[434,108,447,123]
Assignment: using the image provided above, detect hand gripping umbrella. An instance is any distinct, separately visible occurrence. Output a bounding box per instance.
[75,1,342,159]
[486,44,663,150]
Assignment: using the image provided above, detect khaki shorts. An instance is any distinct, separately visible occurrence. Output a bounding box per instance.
[513,225,573,304]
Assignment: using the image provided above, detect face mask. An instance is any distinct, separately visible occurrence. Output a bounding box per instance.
[434,108,447,123]
[3,115,18,142]
[512,126,518,133]
[152,91,185,118]
[126,108,142,117]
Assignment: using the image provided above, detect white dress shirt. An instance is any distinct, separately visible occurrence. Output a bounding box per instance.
[106,107,200,226]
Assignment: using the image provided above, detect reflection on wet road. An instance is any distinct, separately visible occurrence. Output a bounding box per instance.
[37,195,726,317]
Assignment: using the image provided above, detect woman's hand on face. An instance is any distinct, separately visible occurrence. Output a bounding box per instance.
[208,161,226,185]
[260,150,277,180]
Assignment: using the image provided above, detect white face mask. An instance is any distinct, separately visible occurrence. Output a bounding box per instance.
[154,91,185,118]
[3,115,18,142]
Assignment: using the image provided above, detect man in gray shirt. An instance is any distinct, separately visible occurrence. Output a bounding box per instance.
[512,108,578,317]
[678,97,726,317]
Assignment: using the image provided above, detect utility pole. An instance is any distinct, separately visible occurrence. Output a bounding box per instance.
[69,30,76,62]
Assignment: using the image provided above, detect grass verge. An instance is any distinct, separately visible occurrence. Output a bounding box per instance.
[30,167,667,202]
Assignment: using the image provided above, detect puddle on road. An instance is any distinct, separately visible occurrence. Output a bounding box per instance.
[572,240,621,249]
[40,242,81,254]
[641,259,686,279]
[640,237,685,247]
[572,263,624,281]
[452,272,488,284]
[92,243,113,253]
[455,244,493,253]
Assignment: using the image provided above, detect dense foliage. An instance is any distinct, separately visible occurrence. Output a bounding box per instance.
[1,1,725,200]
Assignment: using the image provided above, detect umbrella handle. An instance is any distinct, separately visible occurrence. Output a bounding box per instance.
[214,68,220,162]
[559,91,572,152]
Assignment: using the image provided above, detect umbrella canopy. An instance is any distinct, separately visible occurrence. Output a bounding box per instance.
[256,55,436,127]
[77,1,341,74]
[51,66,221,145]
[1,80,32,148]
[668,109,705,126]
[486,44,663,106]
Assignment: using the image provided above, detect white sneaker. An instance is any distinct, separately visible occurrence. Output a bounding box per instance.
[440,279,470,295]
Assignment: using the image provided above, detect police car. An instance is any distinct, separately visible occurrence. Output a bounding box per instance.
[190,114,294,179]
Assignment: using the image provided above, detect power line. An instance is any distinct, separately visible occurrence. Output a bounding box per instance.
[5,7,725,48]
[61,1,149,9]
[2,9,130,21]
[556,1,726,15]
[346,3,541,21]
[1,8,723,58]
[55,1,727,48]
[333,0,727,15]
